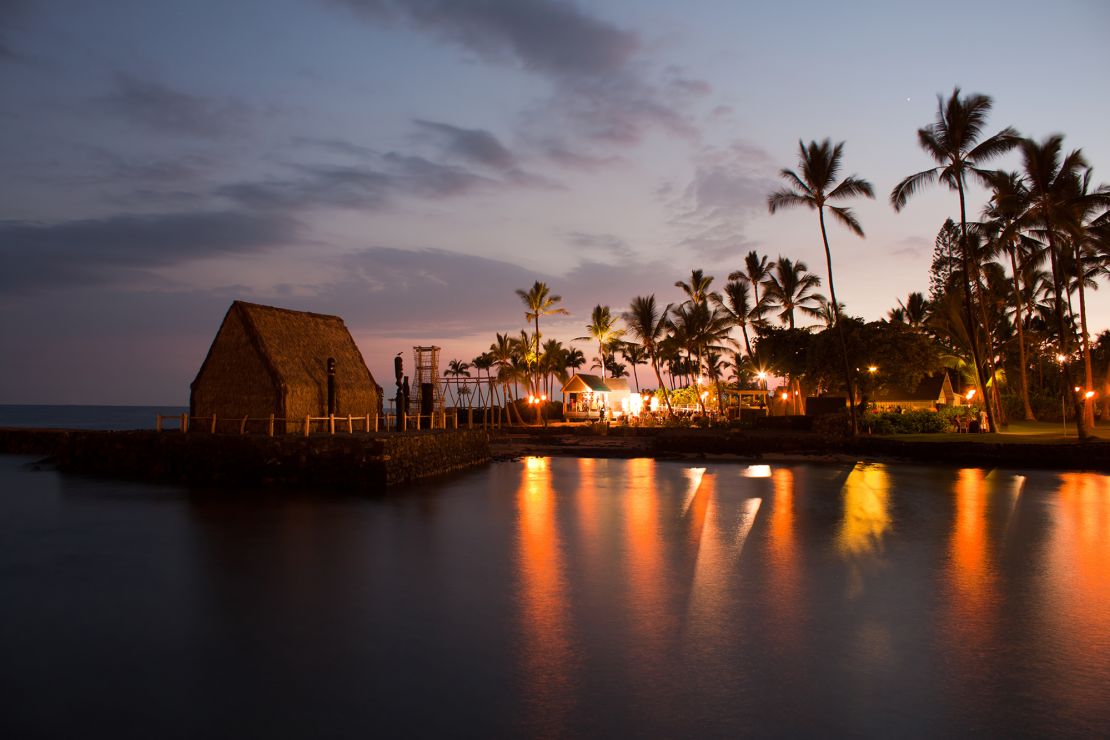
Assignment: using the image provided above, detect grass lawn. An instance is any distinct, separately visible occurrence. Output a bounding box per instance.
[883,419,1106,444]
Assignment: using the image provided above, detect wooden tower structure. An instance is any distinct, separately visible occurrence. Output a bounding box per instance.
[412,345,444,420]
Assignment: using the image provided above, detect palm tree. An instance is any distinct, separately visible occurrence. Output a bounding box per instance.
[762,256,823,329]
[983,171,1038,419]
[515,281,568,392]
[717,279,757,360]
[620,342,648,392]
[622,294,674,414]
[445,359,471,406]
[768,138,874,435]
[668,301,732,412]
[471,351,496,409]
[890,88,1018,434]
[575,305,624,379]
[675,269,718,306]
[729,251,772,323]
[489,332,524,425]
[1010,137,1110,438]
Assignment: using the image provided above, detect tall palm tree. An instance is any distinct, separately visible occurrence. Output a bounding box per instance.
[1007,136,1110,439]
[890,88,1019,433]
[575,305,624,379]
[898,292,930,328]
[768,138,874,435]
[620,342,649,392]
[983,170,1038,419]
[515,281,568,392]
[717,279,757,360]
[489,332,524,425]
[762,256,823,329]
[729,251,772,323]
[622,294,674,414]
[675,269,718,306]
[668,301,732,411]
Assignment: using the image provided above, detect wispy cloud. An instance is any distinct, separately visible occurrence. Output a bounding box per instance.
[0,210,298,292]
[96,74,252,138]
[666,140,778,260]
[334,0,709,165]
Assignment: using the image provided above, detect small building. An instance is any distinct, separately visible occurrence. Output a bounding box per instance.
[191,301,381,433]
[873,372,958,412]
[561,373,632,419]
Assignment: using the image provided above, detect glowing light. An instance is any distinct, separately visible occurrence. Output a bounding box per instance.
[757,371,767,380]
[650,396,660,412]
[781,392,789,401]
[1056,354,1067,363]
[965,389,976,401]
[1085,391,1096,400]
[868,365,877,374]
[1074,386,1081,393]
[700,390,709,400]
[743,464,771,478]
[541,394,547,401]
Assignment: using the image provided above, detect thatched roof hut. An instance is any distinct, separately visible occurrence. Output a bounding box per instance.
[873,371,958,411]
[190,301,381,433]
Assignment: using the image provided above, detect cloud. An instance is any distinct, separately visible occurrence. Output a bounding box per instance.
[0,210,299,292]
[96,74,251,138]
[565,230,633,261]
[890,235,930,257]
[334,0,708,159]
[413,119,517,170]
[336,0,637,78]
[665,140,778,260]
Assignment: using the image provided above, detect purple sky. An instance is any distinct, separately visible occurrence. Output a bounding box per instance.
[2,0,1108,404]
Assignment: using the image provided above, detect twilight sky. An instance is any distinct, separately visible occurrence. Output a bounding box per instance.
[2,0,1108,404]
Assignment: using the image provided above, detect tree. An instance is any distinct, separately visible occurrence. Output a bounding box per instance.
[890,88,1018,434]
[471,351,496,409]
[729,251,772,323]
[620,342,648,392]
[675,269,718,306]
[768,138,875,434]
[717,279,757,360]
[445,358,471,406]
[622,294,675,414]
[1008,136,1110,438]
[762,256,823,329]
[575,305,624,379]
[515,281,568,393]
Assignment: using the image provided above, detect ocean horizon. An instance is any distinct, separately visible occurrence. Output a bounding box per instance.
[0,404,188,431]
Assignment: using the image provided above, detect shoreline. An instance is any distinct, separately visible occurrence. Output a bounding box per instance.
[2,426,1107,479]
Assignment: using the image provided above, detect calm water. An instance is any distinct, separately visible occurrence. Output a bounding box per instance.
[1,455,1108,738]
[0,404,187,430]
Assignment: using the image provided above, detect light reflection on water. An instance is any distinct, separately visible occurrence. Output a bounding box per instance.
[2,456,1109,737]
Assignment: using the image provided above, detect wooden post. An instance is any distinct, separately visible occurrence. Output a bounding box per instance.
[181,413,189,433]
[373,414,379,432]
[268,414,275,437]
[210,415,217,434]
[347,414,353,433]
[364,414,370,433]
[240,415,248,435]
[304,416,310,437]
[329,414,335,435]
[155,415,163,432]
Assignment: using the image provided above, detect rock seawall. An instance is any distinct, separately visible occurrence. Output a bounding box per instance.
[0,428,490,489]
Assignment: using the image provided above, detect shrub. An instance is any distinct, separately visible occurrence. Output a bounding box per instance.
[862,409,950,434]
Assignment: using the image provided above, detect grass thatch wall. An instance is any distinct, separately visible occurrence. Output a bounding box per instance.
[191,301,380,434]
[191,305,280,430]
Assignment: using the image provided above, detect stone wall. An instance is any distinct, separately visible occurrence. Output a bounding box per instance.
[0,428,490,490]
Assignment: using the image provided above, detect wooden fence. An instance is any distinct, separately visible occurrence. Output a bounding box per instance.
[155,411,468,436]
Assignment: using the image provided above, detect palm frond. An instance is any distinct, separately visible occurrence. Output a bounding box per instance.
[828,205,865,236]
[890,167,939,210]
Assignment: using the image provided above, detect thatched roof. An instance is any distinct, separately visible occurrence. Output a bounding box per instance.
[194,300,377,396]
[875,372,952,403]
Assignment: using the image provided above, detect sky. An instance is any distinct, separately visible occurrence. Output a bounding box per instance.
[1,0,1108,404]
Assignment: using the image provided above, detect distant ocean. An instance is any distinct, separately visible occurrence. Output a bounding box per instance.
[0,405,188,430]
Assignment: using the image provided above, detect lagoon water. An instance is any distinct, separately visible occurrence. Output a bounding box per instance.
[2,454,1108,737]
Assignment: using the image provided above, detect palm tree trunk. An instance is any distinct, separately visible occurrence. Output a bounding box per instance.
[631,363,641,392]
[1007,245,1036,420]
[1045,228,1089,439]
[1074,239,1095,428]
[957,180,996,433]
[818,207,858,436]
[651,354,673,415]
